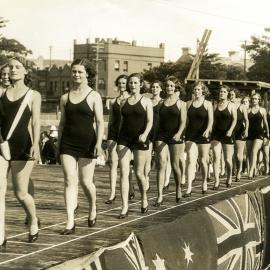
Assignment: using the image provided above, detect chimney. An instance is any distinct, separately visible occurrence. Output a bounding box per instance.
[107,38,112,44]
[159,43,165,49]
[182,47,190,56]
[86,38,90,44]
[132,40,137,46]
[95,37,100,43]
[73,39,77,45]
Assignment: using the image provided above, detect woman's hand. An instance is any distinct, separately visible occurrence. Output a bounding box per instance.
[203,129,210,138]
[138,133,147,143]
[173,132,181,141]
[94,144,103,157]
[226,130,232,137]
[29,144,40,161]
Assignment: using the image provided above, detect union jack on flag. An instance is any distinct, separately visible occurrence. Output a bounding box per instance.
[205,193,264,270]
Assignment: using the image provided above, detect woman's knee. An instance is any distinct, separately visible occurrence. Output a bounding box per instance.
[64,174,78,187]
[15,190,29,202]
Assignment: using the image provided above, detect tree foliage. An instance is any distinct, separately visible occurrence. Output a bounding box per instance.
[246,28,270,82]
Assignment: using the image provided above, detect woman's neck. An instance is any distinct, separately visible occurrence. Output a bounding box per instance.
[152,95,161,101]
[131,92,141,99]
[119,90,129,98]
[194,96,204,102]
[11,80,26,90]
[73,81,88,91]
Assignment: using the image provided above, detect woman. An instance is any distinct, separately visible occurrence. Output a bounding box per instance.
[105,74,129,204]
[211,85,237,189]
[147,81,171,191]
[247,93,269,178]
[0,57,41,246]
[229,89,249,181]
[58,58,104,234]
[155,76,186,206]
[117,73,153,218]
[184,81,213,197]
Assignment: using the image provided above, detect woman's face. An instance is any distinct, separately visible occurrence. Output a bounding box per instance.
[229,91,236,102]
[1,66,10,87]
[8,59,27,82]
[193,85,203,98]
[165,80,176,96]
[117,78,127,92]
[251,95,260,106]
[151,83,162,96]
[219,87,228,100]
[242,98,250,107]
[71,64,88,84]
[128,76,141,94]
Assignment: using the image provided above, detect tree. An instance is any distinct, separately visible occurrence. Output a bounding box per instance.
[246,28,270,82]
[0,18,33,66]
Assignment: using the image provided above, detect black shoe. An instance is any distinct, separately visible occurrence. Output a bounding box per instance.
[212,185,219,190]
[105,196,116,204]
[202,189,207,195]
[235,178,240,182]
[226,182,232,188]
[153,200,163,207]
[181,183,185,188]
[183,192,192,198]
[163,183,170,191]
[118,211,129,219]
[74,205,79,215]
[129,193,135,200]
[0,239,7,250]
[28,232,39,243]
[88,217,97,227]
[141,206,148,213]
[176,197,181,203]
[60,224,75,235]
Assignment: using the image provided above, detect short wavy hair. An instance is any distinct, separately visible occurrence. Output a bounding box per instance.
[193,81,210,97]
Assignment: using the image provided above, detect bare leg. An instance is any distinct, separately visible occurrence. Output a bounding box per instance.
[211,140,222,188]
[144,142,153,191]
[117,145,132,215]
[198,143,211,191]
[0,156,9,244]
[78,158,97,220]
[60,154,79,230]
[248,139,263,178]
[235,140,246,180]
[11,160,38,235]
[164,152,172,188]
[107,140,118,201]
[222,144,234,186]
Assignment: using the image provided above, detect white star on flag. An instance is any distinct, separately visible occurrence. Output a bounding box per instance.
[183,241,194,267]
[152,253,167,270]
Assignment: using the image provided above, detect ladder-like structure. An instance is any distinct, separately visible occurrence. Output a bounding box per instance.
[187,29,212,79]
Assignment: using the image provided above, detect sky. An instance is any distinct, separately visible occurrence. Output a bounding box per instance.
[1,0,270,61]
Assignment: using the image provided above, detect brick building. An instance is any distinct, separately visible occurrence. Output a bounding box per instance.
[73,37,165,97]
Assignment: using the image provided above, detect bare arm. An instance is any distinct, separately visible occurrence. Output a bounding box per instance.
[93,92,104,156]
[174,100,186,140]
[57,94,67,151]
[261,108,269,138]
[139,97,153,143]
[227,103,237,137]
[242,105,249,138]
[30,91,41,159]
[203,101,213,138]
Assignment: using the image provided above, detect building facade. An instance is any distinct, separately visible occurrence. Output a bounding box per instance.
[73,38,165,97]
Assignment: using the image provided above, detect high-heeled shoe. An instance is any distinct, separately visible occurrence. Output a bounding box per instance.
[88,217,97,227]
[60,224,76,235]
[0,239,7,250]
[129,192,135,200]
[105,196,116,204]
[153,200,163,207]
[29,232,39,243]
[74,205,79,215]
[141,206,148,213]
[183,192,192,198]
[202,189,207,195]
[176,197,181,203]
[226,182,232,188]
[235,177,240,182]
[163,183,170,191]
[118,211,129,219]
[212,185,219,190]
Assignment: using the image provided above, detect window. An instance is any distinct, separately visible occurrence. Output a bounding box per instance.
[114,60,120,71]
[147,63,152,70]
[123,61,128,72]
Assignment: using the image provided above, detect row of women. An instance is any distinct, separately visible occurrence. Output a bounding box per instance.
[0,57,269,248]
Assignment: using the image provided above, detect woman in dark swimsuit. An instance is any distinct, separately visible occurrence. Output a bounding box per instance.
[105,74,129,204]
[211,85,237,189]
[229,89,249,181]
[0,57,41,246]
[247,93,269,178]
[184,81,213,196]
[58,59,104,234]
[155,76,186,206]
[117,73,153,218]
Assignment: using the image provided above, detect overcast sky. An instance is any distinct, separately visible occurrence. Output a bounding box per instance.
[1,0,269,61]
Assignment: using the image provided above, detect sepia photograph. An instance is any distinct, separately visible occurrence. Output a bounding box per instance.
[1,0,270,269]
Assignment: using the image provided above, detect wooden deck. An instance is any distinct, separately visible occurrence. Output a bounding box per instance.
[0,164,269,270]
